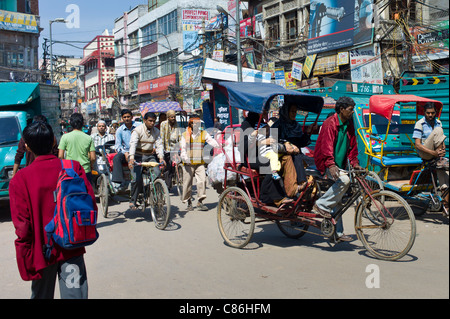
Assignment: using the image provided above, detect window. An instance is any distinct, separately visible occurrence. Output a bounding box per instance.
[129,31,139,50]
[115,39,124,56]
[141,57,158,81]
[129,74,139,91]
[158,10,177,36]
[104,58,114,68]
[267,17,280,48]
[159,51,177,77]
[285,11,297,42]
[106,83,115,97]
[142,22,157,46]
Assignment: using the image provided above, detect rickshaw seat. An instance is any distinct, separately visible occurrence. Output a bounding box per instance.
[370,155,423,167]
[239,166,259,177]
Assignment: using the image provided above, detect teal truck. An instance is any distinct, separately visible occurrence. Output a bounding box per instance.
[0,82,61,200]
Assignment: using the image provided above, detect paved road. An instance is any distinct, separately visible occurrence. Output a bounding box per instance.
[1,184,448,299]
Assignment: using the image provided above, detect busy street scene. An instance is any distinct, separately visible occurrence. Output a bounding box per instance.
[0,0,448,304]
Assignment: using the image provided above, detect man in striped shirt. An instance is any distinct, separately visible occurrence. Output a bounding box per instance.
[413,102,448,209]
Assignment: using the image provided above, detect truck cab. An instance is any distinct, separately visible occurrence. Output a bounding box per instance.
[0,82,61,201]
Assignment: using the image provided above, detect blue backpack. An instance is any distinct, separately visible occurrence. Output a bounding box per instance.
[44,160,99,260]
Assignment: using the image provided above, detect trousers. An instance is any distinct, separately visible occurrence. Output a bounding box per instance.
[31,255,88,299]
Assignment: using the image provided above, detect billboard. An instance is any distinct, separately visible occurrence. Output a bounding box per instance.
[307,0,374,54]
[350,43,382,84]
[0,9,39,33]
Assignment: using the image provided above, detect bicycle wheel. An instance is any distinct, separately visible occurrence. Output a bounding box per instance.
[276,219,309,239]
[355,190,416,261]
[150,179,171,230]
[96,173,109,218]
[217,186,255,248]
[176,164,183,200]
[365,171,384,193]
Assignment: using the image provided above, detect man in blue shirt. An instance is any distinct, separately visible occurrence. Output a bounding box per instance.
[413,102,448,210]
[112,109,141,187]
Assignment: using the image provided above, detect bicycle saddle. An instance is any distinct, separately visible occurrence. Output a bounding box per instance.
[141,162,160,167]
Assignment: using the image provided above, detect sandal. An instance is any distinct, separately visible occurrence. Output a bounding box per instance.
[129,202,138,210]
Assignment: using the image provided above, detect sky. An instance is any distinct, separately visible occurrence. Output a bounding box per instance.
[39,0,146,58]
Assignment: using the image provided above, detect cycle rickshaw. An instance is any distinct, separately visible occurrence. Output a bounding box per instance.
[93,140,171,230]
[139,101,185,198]
[357,95,448,216]
[215,82,416,261]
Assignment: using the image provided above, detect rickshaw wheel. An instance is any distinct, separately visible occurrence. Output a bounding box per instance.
[276,219,309,239]
[96,173,109,218]
[217,186,255,249]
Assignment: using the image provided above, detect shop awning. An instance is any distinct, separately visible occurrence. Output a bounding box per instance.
[0,82,40,107]
[139,101,183,117]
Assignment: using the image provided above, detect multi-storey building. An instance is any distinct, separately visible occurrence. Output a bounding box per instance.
[79,34,115,120]
[113,0,228,114]
[0,0,41,82]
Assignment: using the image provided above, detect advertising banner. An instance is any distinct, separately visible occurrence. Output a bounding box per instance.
[350,43,382,84]
[307,0,374,54]
[291,61,303,81]
[182,9,209,52]
[203,58,271,83]
[0,9,39,33]
[303,54,317,78]
[410,20,449,62]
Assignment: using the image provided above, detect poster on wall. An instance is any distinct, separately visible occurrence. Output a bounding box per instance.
[307,0,374,54]
[350,43,382,84]
[182,9,209,52]
[410,20,449,62]
[291,61,303,81]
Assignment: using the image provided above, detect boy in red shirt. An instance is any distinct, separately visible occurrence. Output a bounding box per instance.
[9,121,96,299]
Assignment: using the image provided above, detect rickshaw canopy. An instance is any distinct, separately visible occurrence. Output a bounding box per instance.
[369,95,443,121]
[139,101,183,117]
[217,82,324,114]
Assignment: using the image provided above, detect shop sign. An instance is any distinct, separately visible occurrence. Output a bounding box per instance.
[138,74,177,95]
[0,9,39,33]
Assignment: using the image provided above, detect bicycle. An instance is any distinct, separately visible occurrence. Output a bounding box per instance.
[137,161,171,230]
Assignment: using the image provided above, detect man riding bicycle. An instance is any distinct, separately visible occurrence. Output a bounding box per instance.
[128,112,165,210]
[313,96,364,242]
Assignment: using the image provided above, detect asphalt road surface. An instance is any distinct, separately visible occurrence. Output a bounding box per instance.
[1,183,448,300]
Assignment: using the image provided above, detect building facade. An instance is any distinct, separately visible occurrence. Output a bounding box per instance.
[113,0,228,115]
[0,0,41,82]
[243,0,448,89]
[79,34,115,120]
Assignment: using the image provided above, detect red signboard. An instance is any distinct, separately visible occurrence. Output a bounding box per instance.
[138,74,177,95]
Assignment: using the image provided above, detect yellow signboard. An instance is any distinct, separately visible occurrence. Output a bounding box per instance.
[0,9,39,33]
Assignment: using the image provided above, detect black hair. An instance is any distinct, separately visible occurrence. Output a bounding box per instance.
[32,115,48,123]
[144,112,157,120]
[22,121,55,156]
[422,102,436,112]
[335,96,355,114]
[69,113,84,130]
[121,109,132,117]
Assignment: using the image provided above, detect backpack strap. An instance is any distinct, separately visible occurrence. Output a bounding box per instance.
[61,159,79,178]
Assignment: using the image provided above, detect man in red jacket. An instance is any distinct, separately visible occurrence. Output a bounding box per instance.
[314,96,363,242]
[9,121,96,299]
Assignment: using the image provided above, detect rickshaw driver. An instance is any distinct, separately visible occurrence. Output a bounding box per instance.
[128,112,165,210]
[413,102,449,209]
[313,96,363,242]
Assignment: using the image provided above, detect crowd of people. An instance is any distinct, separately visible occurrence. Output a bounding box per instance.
[7,96,449,299]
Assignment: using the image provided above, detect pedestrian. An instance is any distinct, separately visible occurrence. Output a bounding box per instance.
[58,113,96,184]
[91,120,115,148]
[160,109,183,189]
[12,115,58,177]
[111,109,141,190]
[9,121,95,299]
[128,112,165,209]
[109,120,119,136]
[180,114,219,211]
[313,96,363,242]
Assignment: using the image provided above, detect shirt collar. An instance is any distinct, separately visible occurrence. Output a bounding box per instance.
[33,154,58,162]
